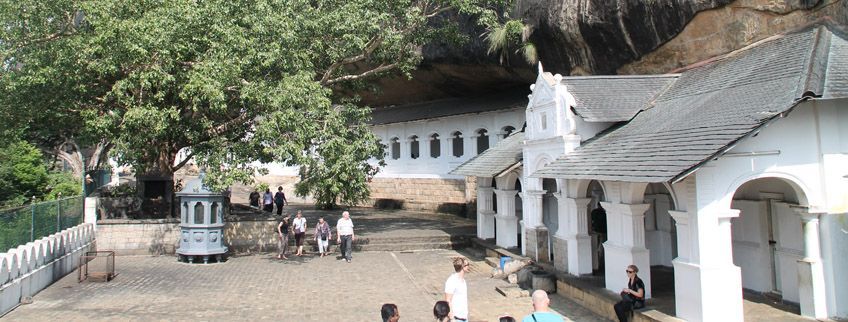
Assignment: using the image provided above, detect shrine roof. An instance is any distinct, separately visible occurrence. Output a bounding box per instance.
[564,74,678,122]
[369,88,528,125]
[533,24,848,183]
[450,131,524,177]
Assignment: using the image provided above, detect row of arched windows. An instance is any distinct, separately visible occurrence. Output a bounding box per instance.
[386,126,515,160]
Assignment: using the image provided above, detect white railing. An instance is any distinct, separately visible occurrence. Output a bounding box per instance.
[0,223,96,315]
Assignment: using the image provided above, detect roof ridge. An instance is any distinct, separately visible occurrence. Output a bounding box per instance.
[797,25,832,98]
[562,74,680,81]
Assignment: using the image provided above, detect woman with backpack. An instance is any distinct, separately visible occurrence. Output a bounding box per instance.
[314,216,332,257]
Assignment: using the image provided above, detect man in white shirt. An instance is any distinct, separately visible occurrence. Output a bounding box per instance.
[444,257,470,321]
[336,211,355,263]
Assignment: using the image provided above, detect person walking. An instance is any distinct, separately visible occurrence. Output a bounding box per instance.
[292,210,307,256]
[444,257,470,322]
[381,303,400,322]
[521,290,564,322]
[262,188,274,212]
[274,186,287,215]
[276,214,291,260]
[613,264,645,322]
[336,211,355,263]
[314,216,332,257]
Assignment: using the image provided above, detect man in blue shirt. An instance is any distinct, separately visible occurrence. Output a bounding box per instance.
[522,290,564,322]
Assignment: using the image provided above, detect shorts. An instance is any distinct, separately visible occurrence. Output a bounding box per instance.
[295,232,305,246]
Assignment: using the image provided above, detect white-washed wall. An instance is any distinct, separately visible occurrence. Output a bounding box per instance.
[0,223,96,315]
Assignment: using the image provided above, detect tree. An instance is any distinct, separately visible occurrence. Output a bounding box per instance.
[0,0,507,208]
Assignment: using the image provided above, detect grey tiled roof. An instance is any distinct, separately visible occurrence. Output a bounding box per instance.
[450,132,524,177]
[534,25,847,183]
[564,75,679,122]
[369,88,529,125]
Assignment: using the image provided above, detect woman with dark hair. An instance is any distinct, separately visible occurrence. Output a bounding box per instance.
[381,303,400,322]
[613,264,645,322]
[433,301,450,322]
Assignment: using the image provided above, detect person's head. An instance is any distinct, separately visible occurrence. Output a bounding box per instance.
[381,303,399,322]
[452,257,470,273]
[278,186,283,191]
[498,316,517,322]
[626,264,639,276]
[296,210,302,217]
[265,187,270,192]
[282,214,289,222]
[342,210,350,219]
[318,216,325,224]
[531,290,551,311]
[433,301,450,321]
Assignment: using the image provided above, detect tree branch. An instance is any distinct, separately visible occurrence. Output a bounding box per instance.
[172,150,195,173]
[323,63,400,86]
[320,36,383,85]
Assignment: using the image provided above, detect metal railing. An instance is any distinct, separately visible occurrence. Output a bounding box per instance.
[0,196,84,251]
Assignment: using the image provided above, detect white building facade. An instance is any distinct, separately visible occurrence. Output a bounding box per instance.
[454,25,848,321]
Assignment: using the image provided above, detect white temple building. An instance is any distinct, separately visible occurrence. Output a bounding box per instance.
[452,25,848,321]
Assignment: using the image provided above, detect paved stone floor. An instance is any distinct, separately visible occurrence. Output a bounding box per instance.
[3,250,610,322]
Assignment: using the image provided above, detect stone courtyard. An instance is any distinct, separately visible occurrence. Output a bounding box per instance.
[2,249,608,322]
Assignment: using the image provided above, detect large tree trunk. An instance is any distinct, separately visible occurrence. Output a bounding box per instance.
[135,147,182,218]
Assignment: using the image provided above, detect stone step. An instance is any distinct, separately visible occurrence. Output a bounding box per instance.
[354,241,465,252]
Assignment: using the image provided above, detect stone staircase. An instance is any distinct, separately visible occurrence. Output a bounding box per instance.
[303,234,472,252]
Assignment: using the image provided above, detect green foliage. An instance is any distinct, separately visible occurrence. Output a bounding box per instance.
[45,171,82,200]
[98,182,136,198]
[0,0,508,208]
[0,141,49,207]
[485,12,537,65]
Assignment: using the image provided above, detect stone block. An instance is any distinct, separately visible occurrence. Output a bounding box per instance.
[496,285,529,298]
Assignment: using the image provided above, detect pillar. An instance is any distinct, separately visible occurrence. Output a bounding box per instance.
[565,197,592,275]
[523,190,547,261]
[796,211,828,319]
[477,185,496,239]
[671,208,743,322]
[603,202,652,298]
[495,189,519,248]
[552,192,570,272]
[400,138,411,160]
[84,197,98,227]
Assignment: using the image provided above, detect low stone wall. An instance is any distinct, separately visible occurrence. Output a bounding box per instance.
[368,177,476,215]
[96,217,282,255]
[0,224,96,316]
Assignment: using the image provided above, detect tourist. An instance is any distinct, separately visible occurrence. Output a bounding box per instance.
[444,257,470,322]
[276,214,291,260]
[336,210,355,263]
[613,264,645,322]
[500,316,517,322]
[521,290,563,322]
[249,189,260,208]
[314,216,332,257]
[381,303,400,322]
[292,210,307,256]
[262,187,274,212]
[274,186,287,215]
[433,301,451,322]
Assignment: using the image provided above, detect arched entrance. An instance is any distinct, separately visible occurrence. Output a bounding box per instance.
[731,177,806,306]
[644,183,677,266]
[586,180,606,273]
[542,178,558,261]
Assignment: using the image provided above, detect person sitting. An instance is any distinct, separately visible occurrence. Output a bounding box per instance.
[613,264,645,322]
[522,290,564,322]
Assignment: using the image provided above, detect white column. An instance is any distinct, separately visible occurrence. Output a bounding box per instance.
[495,189,519,248]
[552,192,570,272]
[672,208,743,322]
[84,197,98,227]
[603,202,652,298]
[477,186,496,239]
[443,136,454,158]
[400,139,411,160]
[523,190,546,261]
[565,197,592,275]
[423,136,433,159]
[796,211,828,319]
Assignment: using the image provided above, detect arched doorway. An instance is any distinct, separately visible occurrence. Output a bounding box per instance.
[731,177,806,305]
[586,180,606,273]
[542,178,558,261]
[644,183,677,267]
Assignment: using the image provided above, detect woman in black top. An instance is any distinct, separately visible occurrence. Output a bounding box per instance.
[614,264,645,322]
